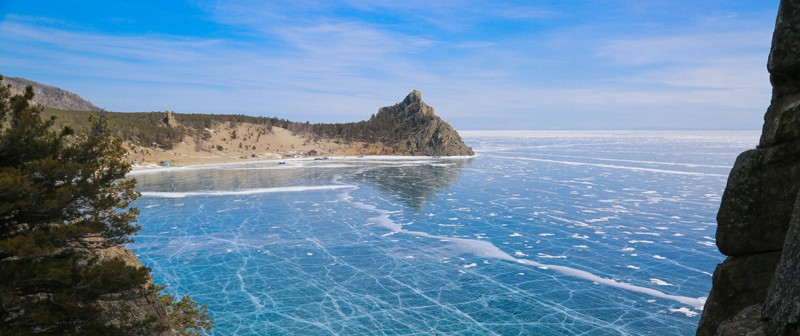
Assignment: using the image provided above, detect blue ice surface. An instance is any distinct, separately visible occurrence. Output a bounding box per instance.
[129,131,759,335]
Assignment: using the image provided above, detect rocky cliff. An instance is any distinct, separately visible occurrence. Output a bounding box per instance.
[373,90,474,156]
[92,242,172,335]
[1,75,102,112]
[0,237,172,334]
[697,1,800,335]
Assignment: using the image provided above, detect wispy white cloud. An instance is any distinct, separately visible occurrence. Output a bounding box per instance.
[487,5,557,20]
[0,18,431,119]
[595,31,769,67]
[0,1,776,130]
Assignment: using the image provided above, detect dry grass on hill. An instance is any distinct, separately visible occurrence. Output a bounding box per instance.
[125,123,394,168]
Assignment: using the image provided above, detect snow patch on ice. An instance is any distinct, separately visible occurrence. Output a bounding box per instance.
[670,307,699,317]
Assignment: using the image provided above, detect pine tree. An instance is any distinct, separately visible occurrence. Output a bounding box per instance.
[0,79,153,335]
[0,78,212,335]
[155,286,214,336]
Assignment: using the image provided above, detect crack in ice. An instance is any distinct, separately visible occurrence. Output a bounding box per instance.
[486,155,727,177]
[339,187,707,310]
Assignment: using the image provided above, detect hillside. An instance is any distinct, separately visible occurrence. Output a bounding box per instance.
[7,77,473,166]
[1,76,102,112]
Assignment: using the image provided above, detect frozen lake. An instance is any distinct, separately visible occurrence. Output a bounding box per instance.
[129,131,758,335]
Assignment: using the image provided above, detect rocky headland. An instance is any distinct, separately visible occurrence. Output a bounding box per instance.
[697,1,800,334]
[1,76,473,165]
[369,90,474,157]
[124,90,473,165]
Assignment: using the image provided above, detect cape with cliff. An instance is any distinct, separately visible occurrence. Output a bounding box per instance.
[0,78,471,334]
[0,76,473,166]
[697,0,800,335]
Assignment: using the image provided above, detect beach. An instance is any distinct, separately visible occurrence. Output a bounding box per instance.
[126,124,392,170]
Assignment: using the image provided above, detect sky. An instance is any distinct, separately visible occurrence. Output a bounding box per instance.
[0,0,781,130]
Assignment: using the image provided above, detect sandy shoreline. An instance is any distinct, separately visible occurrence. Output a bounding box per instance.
[125,123,478,175]
[124,123,401,170]
[128,154,476,176]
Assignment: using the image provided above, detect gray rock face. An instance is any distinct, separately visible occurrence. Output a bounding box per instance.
[763,193,800,333]
[762,1,800,148]
[1,238,172,335]
[163,111,179,127]
[715,305,768,336]
[696,253,781,336]
[697,1,800,335]
[716,143,800,256]
[376,90,474,156]
[1,75,102,112]
[93,244,172,335]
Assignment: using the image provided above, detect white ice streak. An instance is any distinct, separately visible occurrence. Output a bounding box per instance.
[141,185,355,198]
[650,278,673,286]
[670,307,700,317]
[504,152,731,169]
[128,166,198,176]
[585,216,619,223]
[233,164,356,170]
[343,190,708,310]
[697,241,716,247]
[487,155,727,177]
[537,253,567,259]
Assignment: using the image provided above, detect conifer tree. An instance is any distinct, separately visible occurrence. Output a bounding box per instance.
[0,78,212,335]
[0,78,153,334]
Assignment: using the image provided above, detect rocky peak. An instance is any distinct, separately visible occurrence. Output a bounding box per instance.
[163,111,178,127]
[385,90,435,118]
[373,91,474,156]
[403,90,423,105]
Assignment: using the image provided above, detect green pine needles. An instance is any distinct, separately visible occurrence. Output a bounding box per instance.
[0,78,212,335]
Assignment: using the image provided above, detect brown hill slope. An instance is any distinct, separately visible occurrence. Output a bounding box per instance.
[1,75,102,112]
[8,76,473,164]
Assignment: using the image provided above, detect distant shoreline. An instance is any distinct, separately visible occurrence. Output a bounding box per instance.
[128,154,476,175]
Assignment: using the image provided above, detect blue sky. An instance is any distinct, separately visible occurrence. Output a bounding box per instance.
[0,1,780,130]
